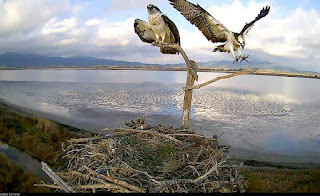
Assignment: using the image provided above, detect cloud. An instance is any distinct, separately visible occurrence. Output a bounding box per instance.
[42,17,78,35]
[172,0,320,71]
[0,0,70,36]
[94,18,135,47]
[0,0,320,72]
[85,18,102,26]
[106,0,165,12]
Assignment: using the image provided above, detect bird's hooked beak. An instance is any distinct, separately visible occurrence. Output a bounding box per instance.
[147,4,153,11]
[147,4,161,14]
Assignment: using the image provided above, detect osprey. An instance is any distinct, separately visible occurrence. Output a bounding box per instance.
[169,0,270,62]
[134,4,181,54]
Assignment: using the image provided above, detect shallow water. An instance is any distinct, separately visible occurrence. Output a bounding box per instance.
[0,69,319,164]
[0,141,52,182]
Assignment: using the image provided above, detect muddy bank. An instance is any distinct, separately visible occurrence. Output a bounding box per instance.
[1,98,319,169]
[1,99,320,193]
[0,99,92,169]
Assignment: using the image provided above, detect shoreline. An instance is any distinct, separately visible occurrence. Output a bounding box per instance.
[1,99,320,193]
[0,98,92,167]
[0,98,319,169]
[1,66,319,79]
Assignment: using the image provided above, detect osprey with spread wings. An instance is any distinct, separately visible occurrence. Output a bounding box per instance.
[169,0,270,62]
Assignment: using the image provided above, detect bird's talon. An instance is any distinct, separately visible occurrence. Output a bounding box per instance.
[240,55,250,63]
[162,43,169,48]
[233,56,240,64]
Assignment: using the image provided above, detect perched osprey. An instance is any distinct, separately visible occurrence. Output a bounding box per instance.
[134,4,181,54]
[169,0,270,62]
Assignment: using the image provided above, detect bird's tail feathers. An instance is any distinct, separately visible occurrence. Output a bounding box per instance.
[160,48,179,55]
[213,45,227,53]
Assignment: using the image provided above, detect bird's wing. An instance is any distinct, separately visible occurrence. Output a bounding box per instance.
[240,6,270,35]
[134,19,156,43]
[169,0,230,43]
[134,18,179,54]
[161,14,181,45]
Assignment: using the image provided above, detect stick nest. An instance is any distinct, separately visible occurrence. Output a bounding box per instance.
[50,116,247,193]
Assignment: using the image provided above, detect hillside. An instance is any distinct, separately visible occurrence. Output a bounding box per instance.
[0,52,146,67]
[0,52,315,74]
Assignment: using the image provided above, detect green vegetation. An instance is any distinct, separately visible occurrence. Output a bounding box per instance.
[1,102,320,193]
[242,168,320,193]
[123,134,177,171]
[0,102,93,167]
[243,160,303,169]
[0,153,50,193]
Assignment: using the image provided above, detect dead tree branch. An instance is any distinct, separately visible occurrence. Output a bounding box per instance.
[183,71,255,90]
[153,43,198,80]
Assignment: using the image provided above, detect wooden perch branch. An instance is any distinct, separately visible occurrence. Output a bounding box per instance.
[152,43,199,127]
[182,60,198,128]
[41,162,75,193]
[153,43,198,80]
[183,71,255,90]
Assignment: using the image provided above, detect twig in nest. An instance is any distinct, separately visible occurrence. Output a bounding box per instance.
[71,171,131,193]
[193,161,226,183]
[42,117,246,193]
[152,161,226,193]
[34,184,63,190]
[103,128,183,145]
[83,165,146,193]
[69,135,110,144]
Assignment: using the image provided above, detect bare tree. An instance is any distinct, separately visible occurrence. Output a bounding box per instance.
[153,43,255,128]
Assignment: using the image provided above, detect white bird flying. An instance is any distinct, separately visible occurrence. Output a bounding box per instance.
[169,0,270,62]
[134,4,181,54]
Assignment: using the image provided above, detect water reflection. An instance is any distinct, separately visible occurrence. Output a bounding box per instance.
[39,102,70,116]
[0,141,9,150]
[0,141,52,182]
[0,70,188,84]
[0,70,320,163]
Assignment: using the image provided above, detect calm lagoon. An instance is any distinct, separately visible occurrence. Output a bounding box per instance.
[0,69,319,164]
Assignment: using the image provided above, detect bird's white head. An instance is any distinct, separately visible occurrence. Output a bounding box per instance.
[237,35,246,49]
[147,4,162,15]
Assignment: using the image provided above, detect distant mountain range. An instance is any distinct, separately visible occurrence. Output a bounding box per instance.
[0,52,146,67]
[0,52,314,73]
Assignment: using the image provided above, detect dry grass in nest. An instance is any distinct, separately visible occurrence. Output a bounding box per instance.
[40,116,246,193]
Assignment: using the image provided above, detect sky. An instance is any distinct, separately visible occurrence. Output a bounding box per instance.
[0,0,320,72]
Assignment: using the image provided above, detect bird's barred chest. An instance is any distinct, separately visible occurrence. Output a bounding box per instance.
[148,15,162,26]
